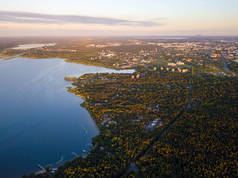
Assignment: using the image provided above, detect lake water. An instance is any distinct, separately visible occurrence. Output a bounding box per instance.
[12,43,56,50]
[0,57,133,178]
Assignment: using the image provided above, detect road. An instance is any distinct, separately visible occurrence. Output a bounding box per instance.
[221,56,231,71]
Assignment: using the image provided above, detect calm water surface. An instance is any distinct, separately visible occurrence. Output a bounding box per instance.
[12,43,55,50]
[0,57,133,178]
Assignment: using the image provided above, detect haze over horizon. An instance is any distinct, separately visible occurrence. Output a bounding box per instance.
[0,0,238,36]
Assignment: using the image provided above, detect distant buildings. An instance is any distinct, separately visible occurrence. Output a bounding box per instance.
[176,61,185,65]
[168,63,176,67]
[210,54,218,58]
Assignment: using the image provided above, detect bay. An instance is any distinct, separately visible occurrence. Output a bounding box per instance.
[0,57,133,178]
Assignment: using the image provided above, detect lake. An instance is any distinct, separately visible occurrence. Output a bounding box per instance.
[0,57,133,178]
[12,43,56,50]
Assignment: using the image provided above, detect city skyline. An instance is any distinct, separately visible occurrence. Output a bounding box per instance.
[0,0,238,36]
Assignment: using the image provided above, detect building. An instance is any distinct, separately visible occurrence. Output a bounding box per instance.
[176,61,185,65]
[168,63,176,67]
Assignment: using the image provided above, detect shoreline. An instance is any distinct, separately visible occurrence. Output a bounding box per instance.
[0,54,136,70]
[7,57,134,177]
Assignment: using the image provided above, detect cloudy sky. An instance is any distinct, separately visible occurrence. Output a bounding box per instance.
[0,0,237,36]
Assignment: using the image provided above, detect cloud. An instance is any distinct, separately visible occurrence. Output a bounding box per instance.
[0,11,161,26]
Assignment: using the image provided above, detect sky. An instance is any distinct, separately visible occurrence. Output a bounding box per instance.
[0,0,237,36]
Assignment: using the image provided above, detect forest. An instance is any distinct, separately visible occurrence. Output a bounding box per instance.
[27,65,238,177]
